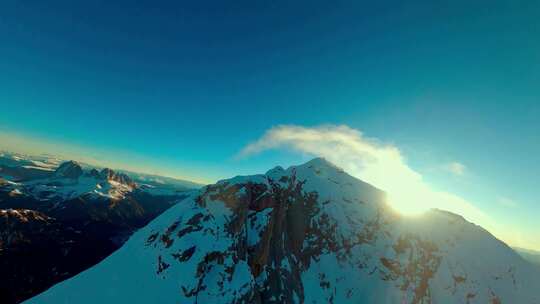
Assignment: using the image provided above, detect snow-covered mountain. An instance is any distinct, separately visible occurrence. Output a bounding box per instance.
[0,152,201,201]
[26,158,540,303]
[0,152,201,304]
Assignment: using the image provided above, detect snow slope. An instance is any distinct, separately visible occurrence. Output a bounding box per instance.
[26,158,540,304]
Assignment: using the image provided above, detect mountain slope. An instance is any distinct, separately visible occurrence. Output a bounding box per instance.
[26,158,540,303]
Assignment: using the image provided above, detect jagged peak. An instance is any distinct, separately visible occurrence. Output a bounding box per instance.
[87,168,101,178]
[99,167,115,177]
[264,165,284,176]
[302,157,344,173]
[57,160,81,170]
[265,158,343,178]
[293,157,345,175]
[54,161,83,179]
[301,157,336,168]
[223,158,345,187]
[99,168,135,186]
[225,158,372,193]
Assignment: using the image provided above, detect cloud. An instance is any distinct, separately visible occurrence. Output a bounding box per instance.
[444,162,466,176]
[497,196,519,208]
[239,125,491,226]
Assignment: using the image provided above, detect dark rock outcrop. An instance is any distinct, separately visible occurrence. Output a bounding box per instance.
[0,209,114,304]
[86,168,101,178]
[99,168,135,187]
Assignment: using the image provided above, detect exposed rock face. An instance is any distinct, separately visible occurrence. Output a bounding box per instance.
[0,209,53,247]
[53,161,134,187]
[86,168,101,179]
[0,194,184,304]
[25,158,540,304]
[54,161,83,179]
[0,209,111,304]
[99,168,135,187]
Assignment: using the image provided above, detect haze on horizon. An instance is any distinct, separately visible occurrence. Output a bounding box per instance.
[0,1,539,251]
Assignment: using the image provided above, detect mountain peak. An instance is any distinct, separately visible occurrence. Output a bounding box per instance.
[297,157,345,174]
[87,168,101,178]
[54,161,83,179]
[265,157,343,179]
[99,168,115,177]
[99,168,135,187]
[303,156,333,166]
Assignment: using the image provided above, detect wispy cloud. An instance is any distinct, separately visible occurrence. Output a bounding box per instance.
[239,124,491,226]
[497,196,519,208]
[444,162,467,176]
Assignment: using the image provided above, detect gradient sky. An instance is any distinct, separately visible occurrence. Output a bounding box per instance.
[0,1,539,249]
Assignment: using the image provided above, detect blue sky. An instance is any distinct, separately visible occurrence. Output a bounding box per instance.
[0,1,539,249]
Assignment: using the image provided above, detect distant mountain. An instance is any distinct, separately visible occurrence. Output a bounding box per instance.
[26,158,540,303]
[0,152,58,181]
[0,152,201,304]
[124,171,204,192]
[514,247,540,268]
[0,151,203,191]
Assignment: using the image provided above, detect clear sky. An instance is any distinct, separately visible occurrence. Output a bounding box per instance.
[0,1,539,250]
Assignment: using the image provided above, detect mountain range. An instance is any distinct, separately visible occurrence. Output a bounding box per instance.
[514,248,540,268]
[24,158,540,303]
[0,152,201,303]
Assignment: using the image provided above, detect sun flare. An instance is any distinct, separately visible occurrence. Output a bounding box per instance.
[386,193,430,216]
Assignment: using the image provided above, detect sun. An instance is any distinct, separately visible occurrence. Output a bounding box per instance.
[385,188,431,216]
